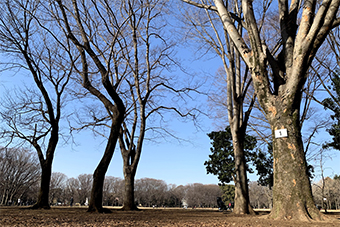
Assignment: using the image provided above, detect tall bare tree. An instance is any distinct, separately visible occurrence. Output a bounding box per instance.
[184,0,340,221]
[0,0,73,209]
[116,0,197,210]
[56,0,198,211]
[54,0,127,212]
[180,0,263,214]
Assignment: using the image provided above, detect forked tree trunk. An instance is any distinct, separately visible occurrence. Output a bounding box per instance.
[191,0,340,221]
[268,104,322,220]
[32,163,52,209]
[121,167,138,211]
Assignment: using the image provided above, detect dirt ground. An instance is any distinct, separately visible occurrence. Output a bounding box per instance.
[1,206,339,227]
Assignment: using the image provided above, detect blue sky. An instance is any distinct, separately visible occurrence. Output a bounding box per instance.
[2,69,338,187]
[0,0,339,186]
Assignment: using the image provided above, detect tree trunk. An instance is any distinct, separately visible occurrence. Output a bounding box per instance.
[232,131,255,215]
[87,123,122,213]
[268,104,322,220]
[32,163,51,209]
[121,167,138,211]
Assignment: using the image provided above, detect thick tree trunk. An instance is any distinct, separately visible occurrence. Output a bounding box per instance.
[268,104,322,221]
[121,167,138,211]
[87,123,122,213]
[232,131,255,215]
[87,167,108,213]
[32,163,52,209]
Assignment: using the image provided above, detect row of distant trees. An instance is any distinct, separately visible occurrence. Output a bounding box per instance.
[0,147,40,206]
[47,172,225,208]
[0,146,224,208]
[3,146,339,210]
[312,176,340,210]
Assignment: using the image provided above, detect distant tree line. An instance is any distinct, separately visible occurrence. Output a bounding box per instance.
[312,176,340,210]
[3,146,340,211]
[0,147,40,206]
[0,146,274,209]
[0,147,224,208]
[48,175,225,208]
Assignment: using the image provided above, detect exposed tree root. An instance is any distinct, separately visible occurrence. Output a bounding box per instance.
[264,209,339,223]
[120,205,139,211]
[30,204,51,210]
[87,206,112,213]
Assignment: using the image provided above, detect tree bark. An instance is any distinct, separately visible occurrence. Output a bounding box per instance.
[32,163,52,209]
[268,101,322,220]
[121,167,138,211]
[232,130,255,215]
[87,122,123,213]
[209,0,340,221]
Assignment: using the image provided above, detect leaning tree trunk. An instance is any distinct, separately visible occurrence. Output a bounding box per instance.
[268,99,323,221]
[32,162,52,209]
[87,122,122,213]
[121,167,138,211]
[232,131,255,215]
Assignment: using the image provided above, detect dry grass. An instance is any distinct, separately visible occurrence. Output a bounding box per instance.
[0,206,339,226]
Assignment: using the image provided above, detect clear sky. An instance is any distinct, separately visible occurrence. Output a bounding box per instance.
[0,2,339,186]
[50,114,340,186]
[2,73,339,187]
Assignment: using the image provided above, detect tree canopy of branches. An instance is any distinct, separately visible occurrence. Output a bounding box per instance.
[115,0,198,211]
[55,0,198,212]
[0,0,73,209]
[180,0,257,214]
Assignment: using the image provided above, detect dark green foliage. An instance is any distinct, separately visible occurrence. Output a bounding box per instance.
[322,72,340,150]
[334,174,340,181]
[204,126,273,187]
[219,184,235,205]
[250,143,273,188]
[204,126,256,184]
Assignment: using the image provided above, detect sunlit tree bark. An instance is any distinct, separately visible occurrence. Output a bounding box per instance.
[184,0,340,221]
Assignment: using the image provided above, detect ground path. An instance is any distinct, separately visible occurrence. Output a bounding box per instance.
[1,206,339,226]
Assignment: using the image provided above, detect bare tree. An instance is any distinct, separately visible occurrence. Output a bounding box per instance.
[0,0,73,209]
[103,176,124,206]
[0,147,40,206]
[55,0,127,212]
[248,181,272,209]
[183,0,340,221]
[65,177,81,205]
[180,0,259,214]
[55,0,198,212]
[77,174,93,205]
[184,183,222,208]
[135,178,169,207]
[49,172,67,205]
[116,0,198,211]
